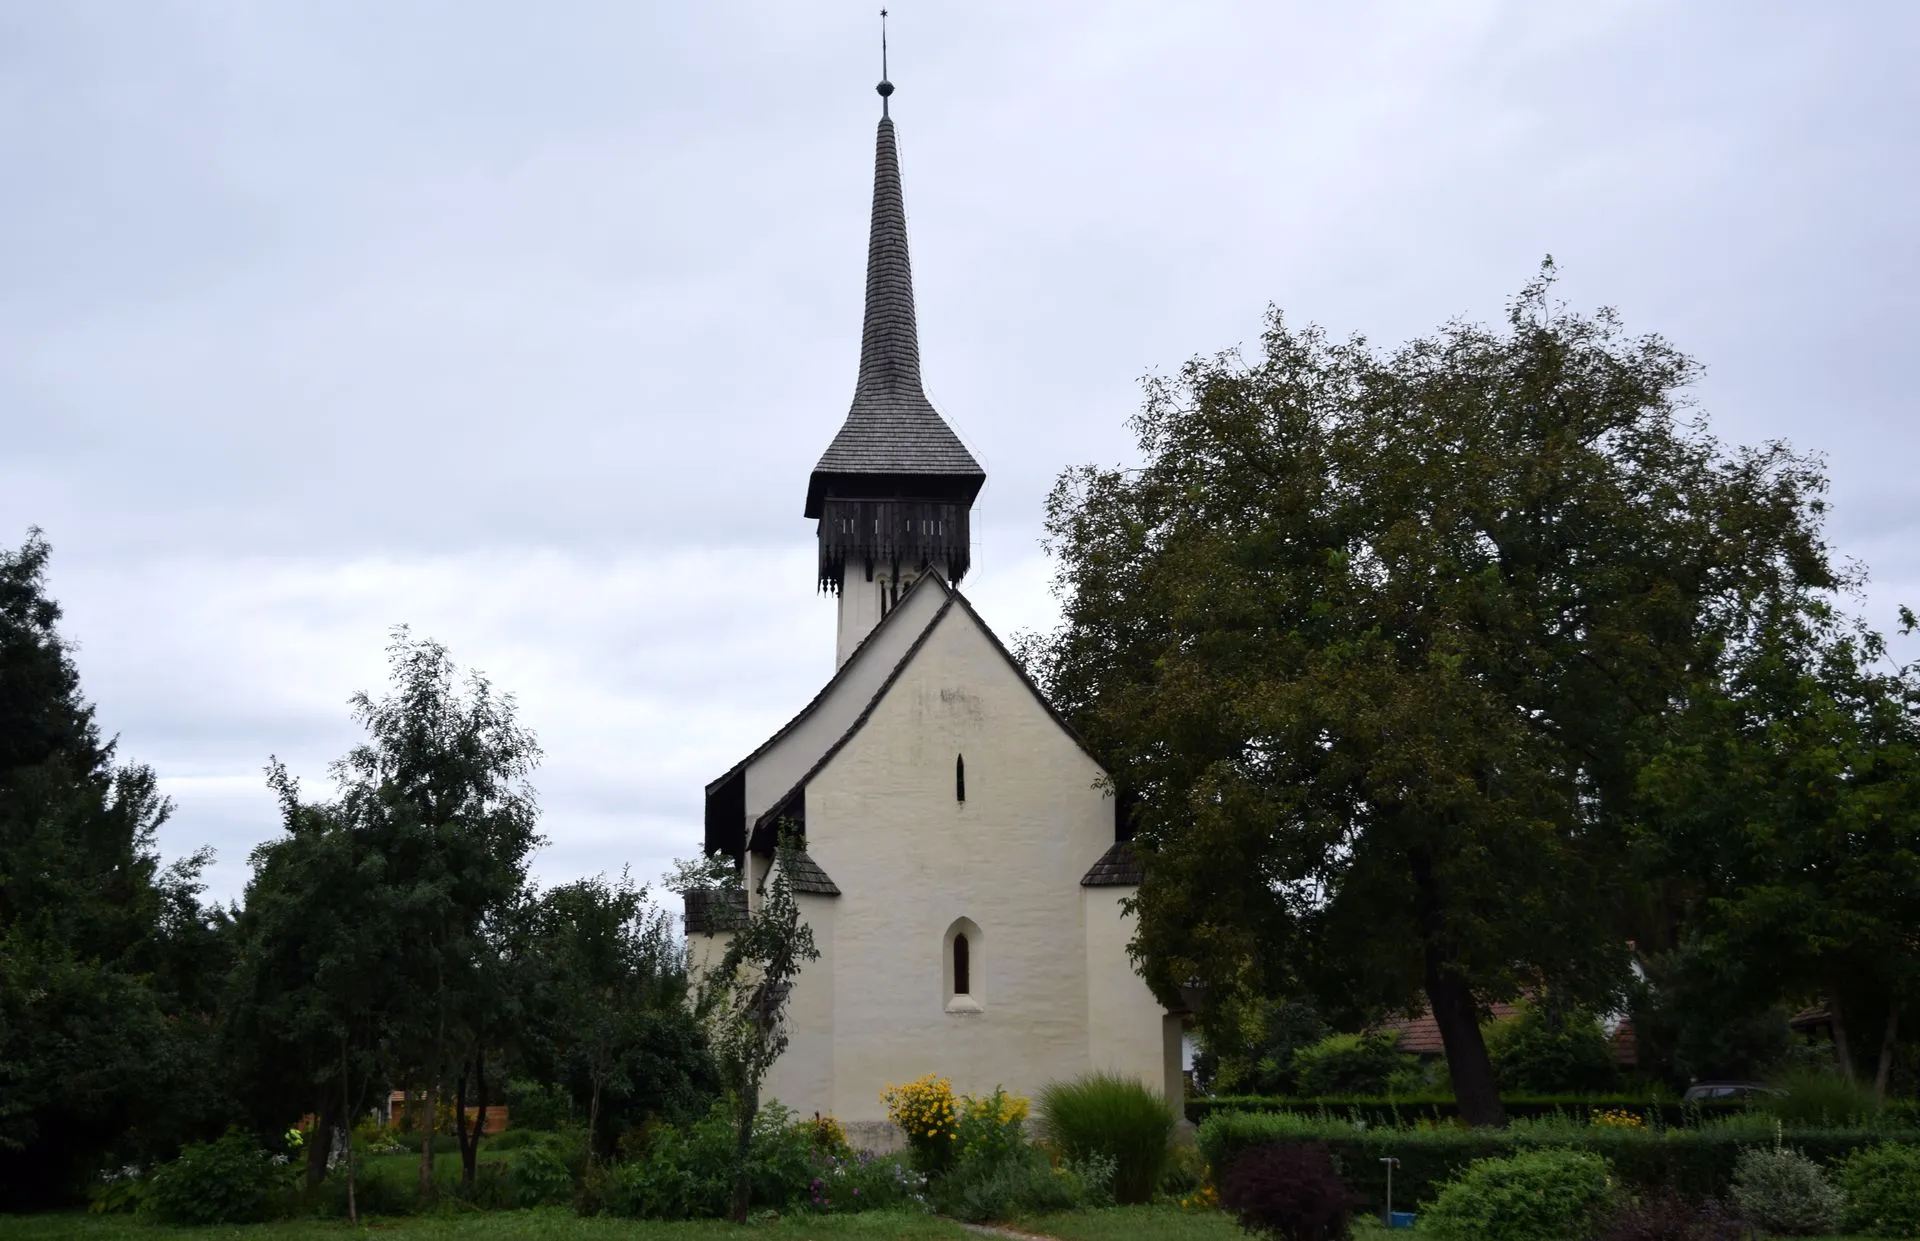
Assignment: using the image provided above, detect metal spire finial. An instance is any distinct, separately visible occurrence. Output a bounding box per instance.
[876,9,893,116]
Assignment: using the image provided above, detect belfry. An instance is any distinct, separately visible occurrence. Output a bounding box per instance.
[690,45,1179,1148]
[809,72,985,665]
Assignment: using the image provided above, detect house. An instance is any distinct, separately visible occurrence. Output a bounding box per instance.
[684,74,1179,1148]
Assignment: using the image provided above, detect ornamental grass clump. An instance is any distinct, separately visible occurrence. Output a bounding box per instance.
[1036,1070,1176,1204]
[1729,1143,1845,1236]
[882,1073,960,1174]
[1420,1147,1617,1241]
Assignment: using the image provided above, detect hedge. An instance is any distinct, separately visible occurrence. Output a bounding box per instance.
[1185,1094,1920,1129]
[1195,1111,1920,1217]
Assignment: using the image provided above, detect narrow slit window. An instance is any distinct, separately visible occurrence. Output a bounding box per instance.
[955,754,966,802]
[953,933,970,996]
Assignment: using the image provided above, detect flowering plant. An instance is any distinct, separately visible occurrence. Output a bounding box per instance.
[1589,1107,1647,1129]
[883,1074,960,1173]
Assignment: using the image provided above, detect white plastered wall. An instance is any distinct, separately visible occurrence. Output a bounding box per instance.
[1082,885,1175,1098]
[760,600,1157,1124]
[835,563,945,668]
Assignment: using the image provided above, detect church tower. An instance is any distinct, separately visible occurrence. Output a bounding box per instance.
[808,71,985,667]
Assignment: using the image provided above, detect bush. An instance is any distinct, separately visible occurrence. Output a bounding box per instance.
[322,1163,414,1218]
[1729,1145,1845,1236]
[934,1143,1079,1222]
[883,1074,960,1174]
[1485,1005,1623,1094]
[1599,1189,1749,1241]
[141,1128,281,1225]
[507,1142,574,1207]
[1035,1071,1175,1205]
[596,1100,812,1219]
[1761,1068,1881,1127]
[1290,1032,1411,1096]
[1840,1142,1920,1237]
[503,1078,572,1131]
[1218,1141,1354,1241]
[1420,1148,1617,1241]
[804,1149,927,1213]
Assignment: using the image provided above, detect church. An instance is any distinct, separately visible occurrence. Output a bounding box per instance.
[685,73,1180,1143]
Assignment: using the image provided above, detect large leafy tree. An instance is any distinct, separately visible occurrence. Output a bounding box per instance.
[1025,269,1833,1124]
[0,530,226,1205]
[1640,602,1920,1099]
[330,629,543,1194]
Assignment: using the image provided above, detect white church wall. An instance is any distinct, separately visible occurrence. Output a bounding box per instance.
[739,579,945,832]
[1081,885,1174,1099]
[793,602,1119,1124]
[763,891,837,1115]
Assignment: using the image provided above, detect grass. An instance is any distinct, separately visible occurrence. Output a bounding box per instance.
[1016,1205,1241,1239]
[3,1208,971,1241]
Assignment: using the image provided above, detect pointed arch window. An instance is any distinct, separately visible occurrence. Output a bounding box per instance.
[944,917,982,1014]
[952,933,970,996]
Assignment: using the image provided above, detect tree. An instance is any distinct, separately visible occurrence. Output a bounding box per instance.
[1640,601,1920,1100]
[1024,268,1834,1125]
[328,629,543,1194]
[0,530,226,1206]
[692,836,818,1222]
[527,871,704,1155]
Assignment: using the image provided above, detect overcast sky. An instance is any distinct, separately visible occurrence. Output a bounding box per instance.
[3,1,1915,904]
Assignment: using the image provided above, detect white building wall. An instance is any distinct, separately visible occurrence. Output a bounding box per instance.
[770,602,1129,1125]
[1082,886,1173,1095]
[763,891,837,1113]
[835,563,946,668]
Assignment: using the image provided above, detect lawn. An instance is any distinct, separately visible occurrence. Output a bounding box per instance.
[1,1209,972,1241]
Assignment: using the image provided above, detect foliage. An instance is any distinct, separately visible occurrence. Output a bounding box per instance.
[1217,1140,1354,1241]
[1483,1003,1622,1094]
[1420,1147,1617,1241]
[1192,996,1332,1095]
[804,1150,928,1214]
[1597,1189,1749,1241]
[807,1113,849,1152]
[1630,938,1794,1087]
[595,1100,813,1220]
[1840,1142,1920,1238]
[933,1143,1080,1223]
[1288,1032,1412,1097]
[884,1074,961,1174]
[1729,1143,1846,1235]
[1035,1071,1176,1205]
[141,1128,280,1226]
[0,530,229,1207]
[691,835,820,1221]
[1024,270,1838,1125]
[503,1080,572,1132]
[1592,1109,1648,1130]
[955,1088,1030,1170]
[504,1142,574,1207]
[1196,1108,1912,1216]
[1760,1068,1882,1127]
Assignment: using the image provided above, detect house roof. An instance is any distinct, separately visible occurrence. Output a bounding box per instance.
[784,849,842,897]
[805,112,983,518]
[682,887,748,935]
[746,571,1109,846]
[1080,841,1145,887]
[1377,1002,1639,1067]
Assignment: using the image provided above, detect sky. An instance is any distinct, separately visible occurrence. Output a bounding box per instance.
[2,1,1915,904]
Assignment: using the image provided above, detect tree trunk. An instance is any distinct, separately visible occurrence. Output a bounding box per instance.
[418,1078,438,1199]
[455,1045,489,1189]
[1411,847,1505,1127]
[1829,985,1856,1082]
[587,1076,603,1166]
[305,1099,336,1191]
[340,1036,359,1226]
[730,1081,758,1224]
[454,1063,473,1190]
[1874,1004,1901,1104]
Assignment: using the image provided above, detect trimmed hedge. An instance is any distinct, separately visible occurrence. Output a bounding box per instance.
[1196,1110,1920,1217]
[1186,1094,1920,1128]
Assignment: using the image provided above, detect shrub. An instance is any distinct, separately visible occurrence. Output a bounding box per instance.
[1035,1071,1175,1205]
[805,1149,927,1213]
[323,1163,414,1218]
[1599,1189,1749,1241]
[806,1112,850,1153]
[1729,1144,1845,1236]
[1760,1069,1881,1127]
[956,1088,1030,1170]
[883,1074,960,1174]
[1840,1142,1920,1237]
[595,1100,812,1219]
[503,1078,572,1131]
[1484,1004,1623,1094]
[1291,1032,1411,1096]
[508,1142,574,1207]
[1421,1147,1617,1241]
[934,1144,1079,1222]
[141,1128,281,1225]
[1218,1141,1355,1241]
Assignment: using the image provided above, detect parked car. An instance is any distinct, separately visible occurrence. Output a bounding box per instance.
[1682,1080,1779,1102]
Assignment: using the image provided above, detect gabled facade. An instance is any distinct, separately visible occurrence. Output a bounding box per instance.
[689,73,1176,1143]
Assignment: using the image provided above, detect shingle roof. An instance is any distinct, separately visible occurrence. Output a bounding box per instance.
[1080,841,1145,887]
[784,849,842,896]
[683,887,748,934]
[805,114,983,518]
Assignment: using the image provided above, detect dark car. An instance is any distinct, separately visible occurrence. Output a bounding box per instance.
[1682,1081,1779,1102]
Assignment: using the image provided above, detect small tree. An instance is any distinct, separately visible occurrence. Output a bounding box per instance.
[693,834,819,1223]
